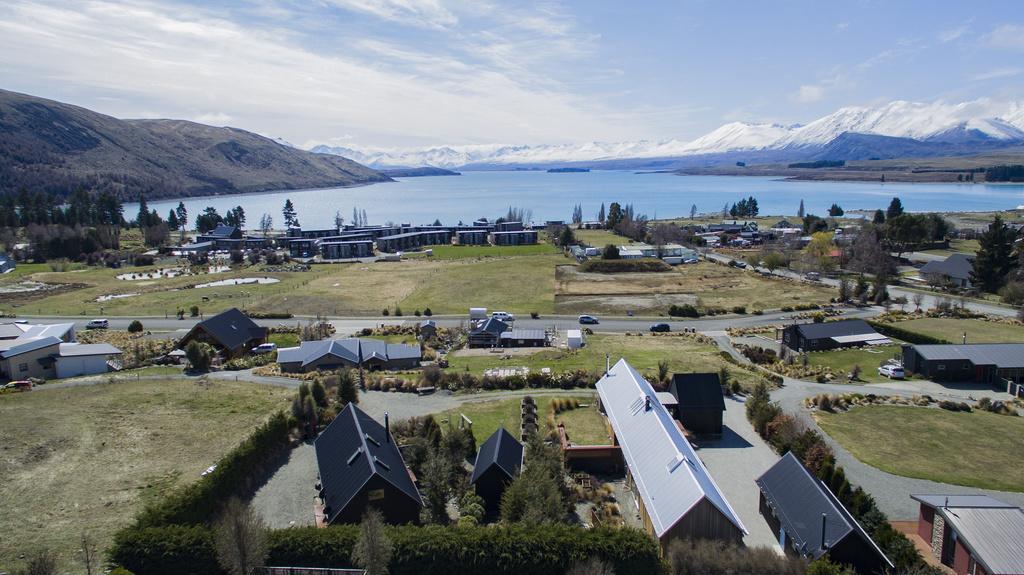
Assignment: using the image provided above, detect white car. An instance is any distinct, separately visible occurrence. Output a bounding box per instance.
[86,318,109,329]
[251,342,278,354]
[491,311,515,321]
[878,364,905,379]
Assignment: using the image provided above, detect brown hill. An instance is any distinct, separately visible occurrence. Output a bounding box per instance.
[0,88,390,200]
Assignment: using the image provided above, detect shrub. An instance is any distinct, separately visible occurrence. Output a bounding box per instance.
[867,320,950,345]
[414,309,421,316]
[423,308,432,316]
[185,341,212,372]
[668,304,700,318]
[999,282,1024,306]
[666,538,804,575]
[579,258,671,273]
[731,305,747,314]
[128,320,144,333]
[134,254,155,267]
[394,306,403,317]
[530,311,539,319]
[229,250,245,264]
[382,308,390,316]
[190,305,200,318]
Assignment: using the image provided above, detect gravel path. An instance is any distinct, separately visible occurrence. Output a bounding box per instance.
[250,443,318,528]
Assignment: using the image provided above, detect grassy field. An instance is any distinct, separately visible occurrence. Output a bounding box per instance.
[555,400,610,444]
[573,228,623,247]
[427,243,559,259]
[432,394,603,445]
[554,261,836,315]
[816,406,1024,492]
[446,333,757,384]
[921,238,980,257]
[806,345,905,383]
[0,378,292,570]
[268,332,301,348]
[893,317,1024,343]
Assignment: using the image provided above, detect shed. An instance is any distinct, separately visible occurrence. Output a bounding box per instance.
[471,428,524,514]
[315,404,422,525]
[756,452,892,573]
[567,329,584,349]
[668,373,725,436]
[419,320,437,340]
[499,329,548,348]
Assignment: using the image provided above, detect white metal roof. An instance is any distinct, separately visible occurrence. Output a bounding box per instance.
[596,359,747,538]
[830,334,892,345]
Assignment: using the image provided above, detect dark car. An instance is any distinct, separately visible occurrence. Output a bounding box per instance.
[649,323,671,332]
[578,315,599,325]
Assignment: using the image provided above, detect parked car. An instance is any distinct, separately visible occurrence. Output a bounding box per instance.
[878,364,905,379]
[649,323,671,333]
[578,315,599,325]
[491,311,515,321]
[251,342,278,354]
[804,271,821,281]
[681,257,699,264]
[3,380,32,391]
[86,318,109,329]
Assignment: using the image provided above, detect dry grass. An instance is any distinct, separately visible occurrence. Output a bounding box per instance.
[0,378,292,569]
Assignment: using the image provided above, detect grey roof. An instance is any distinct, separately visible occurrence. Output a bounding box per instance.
[792,319,879,341]
[18,322,75,340]
[314,403,422,524]
[377,230,450,241]
[470,317,509,337]
[913,495,1024,575]
[58,343,122,357]
[499,329,547,341]
[471,427,523,484]
[277,338,420,367]
[0,336,61,359]
[181,308,267,352]
[920,253,974,281]
[669,373,725,411]
[757,453,892,565]
[910,343,1024,369]
[0,323,27,339]
[419,320,436,328]
[208,224,239,238]
[596,359,746,538]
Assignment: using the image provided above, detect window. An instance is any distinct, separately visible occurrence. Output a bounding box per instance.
[937,364,946,371]
[18,363,28,372]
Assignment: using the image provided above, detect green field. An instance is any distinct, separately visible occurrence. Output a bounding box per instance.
[426,243,559,259]
[433,394,603,444]
[817,405,1024,492]
[573,228,623,247]
[0,378,292,570]
[446,333,757,385]
[893,317,1024,343]
[806,345,905,383]
[921,238,980,257]
[268,332,301,348]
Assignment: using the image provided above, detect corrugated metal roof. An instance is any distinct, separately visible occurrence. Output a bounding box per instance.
[596,359,746,538]
[794,319,878,341]
[669,373,725,411]
[911,343,1024,369]
[499,329,547,341]
[756,453,892,566]
[0,336,61,358]
[58,343,121,357]
[919,253,974,281]
[278,338,420,367]
[912,494,1016,509]
[471,428,523,484]
[941,506,1024,575]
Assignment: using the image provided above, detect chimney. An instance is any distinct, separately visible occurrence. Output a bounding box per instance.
[645,396,651,411]
[606,353,610,374]
[384,411,390,443]
[820,513,828,551]
[963,332,967,344]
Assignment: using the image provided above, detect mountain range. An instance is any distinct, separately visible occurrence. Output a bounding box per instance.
[312,99,1024,169]
[0,89,389,200]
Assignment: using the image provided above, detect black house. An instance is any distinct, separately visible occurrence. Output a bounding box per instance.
[468,317,509,348]
[471,427,523,513]
[315,404,423,525]
[781,319,886,352]
[901,343,1024,386]
[668,373,725,436]
[176,307,267,359]
[756,452,892,574]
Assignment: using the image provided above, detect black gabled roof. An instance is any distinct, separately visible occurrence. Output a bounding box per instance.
[668,373,725,411]
[182,307,267,351]
[470,317,509,337]
[756,452,892,566]
[314,404,422,524]
[792,319,878,341]
[471,427,523,484]
[920,253,974,282]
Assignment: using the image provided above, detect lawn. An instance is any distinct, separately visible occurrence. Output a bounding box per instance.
[0,378,292,569]
[573,228,623,247]
[892,317,1024,343]
[432,394,603,445]
[816,405,1024,492]
[806,345,905,383]
[921,238,980,257]
[446,333,759,385]
[554,261,836,315]
[268,332,301,348]
[427,243,559,259]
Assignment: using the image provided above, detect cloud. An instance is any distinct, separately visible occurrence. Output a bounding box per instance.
[193,112,232,125]
[793,85,825,103]
[987,24,1024,50]
[969,67,1021,82]
[324,0,457,29]
[938,24,969,43]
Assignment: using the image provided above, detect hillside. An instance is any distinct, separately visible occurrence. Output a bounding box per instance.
[0,89,390,200]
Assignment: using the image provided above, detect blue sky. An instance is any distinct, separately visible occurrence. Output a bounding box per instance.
[2,0,1023,147]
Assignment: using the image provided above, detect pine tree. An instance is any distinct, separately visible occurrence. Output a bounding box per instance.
[168,210,179,231]
[971,215,1016,293]
[136,194,149,228]
[283,199,297,229]
[690,204,697,219]
[797,199,805,218]
[597,203,605,224]
[885,197,904,220]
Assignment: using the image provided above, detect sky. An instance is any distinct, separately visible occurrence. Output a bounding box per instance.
[2,0,1024,148]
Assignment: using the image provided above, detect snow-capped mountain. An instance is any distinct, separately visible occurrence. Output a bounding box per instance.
[312,98,1024,169]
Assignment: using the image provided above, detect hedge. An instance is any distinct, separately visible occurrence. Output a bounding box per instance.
[110,524,662,575]
[134,411,291,528]
[579,258,671,273]
[866,320,951,345]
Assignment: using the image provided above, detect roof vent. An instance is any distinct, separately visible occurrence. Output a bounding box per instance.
[667,452,686,473]
[346,447,363,465]
[365,433,381,447]
[374,456,391,471]
[629,396,645,415]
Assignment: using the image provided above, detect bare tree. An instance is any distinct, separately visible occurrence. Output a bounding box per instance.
[214,497,269,575]
[79,533,99,575]
[912,291,925,312]
[16,549,57,575]
[259,213,273,237]
[352,508,393,575]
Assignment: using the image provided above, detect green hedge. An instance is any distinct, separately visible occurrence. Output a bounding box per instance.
[579,258,671,273]
[111,524,662,575]
[866,320,951,345]
[134,411,291,528]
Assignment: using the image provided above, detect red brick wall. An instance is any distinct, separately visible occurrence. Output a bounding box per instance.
[953,538,971,575]
[918,505,935,542]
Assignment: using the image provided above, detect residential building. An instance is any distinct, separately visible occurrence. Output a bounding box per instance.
[177,307,268,359]
[320,240,374,260]
[418,320,437,340]
[499,329,549,348]
[901,343,1024,385]
[196,224,242,243]
[315,404,422,525]
[286,227,340,239]
[376,230,452,252]
[495,221,524,232]
[0,334,121,381]
[919,254,975,289]
[456,230,489,245]
[667,373,725,436]
[911,495,1024,575]
[781,319,889,352]
[756,452,893,574]
[490,230,538,246]
[468,318,510,348]
[596,359,747,551]
[287,238,319,258]
[471,427,523,514]
[277,338,421,372]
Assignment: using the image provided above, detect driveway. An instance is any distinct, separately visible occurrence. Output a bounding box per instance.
[698,396,783,550]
